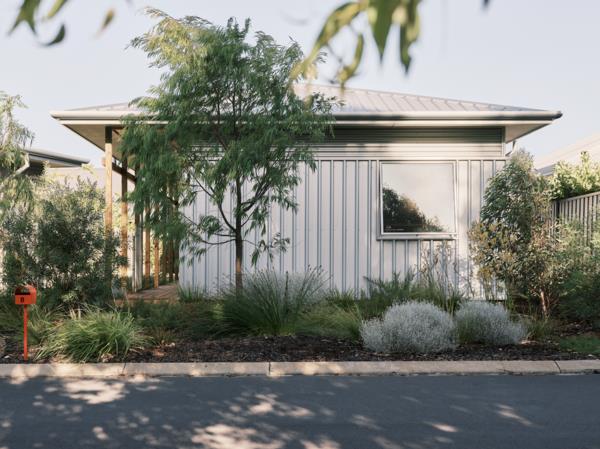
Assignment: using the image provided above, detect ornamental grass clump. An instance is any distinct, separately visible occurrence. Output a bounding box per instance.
[455,301,525,346]
[361,301,456,353]
[37,308,146,362]
[220,269,327,336]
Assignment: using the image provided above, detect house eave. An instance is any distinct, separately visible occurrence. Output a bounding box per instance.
[50,109,561,151]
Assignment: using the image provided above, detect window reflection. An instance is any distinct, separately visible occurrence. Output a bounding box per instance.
[381,163,456,234]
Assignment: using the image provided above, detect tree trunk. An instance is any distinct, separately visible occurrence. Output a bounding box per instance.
[234,177,243,291]
[235,234,243,291]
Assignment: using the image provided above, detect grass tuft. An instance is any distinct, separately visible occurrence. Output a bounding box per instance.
[36,308,146,362]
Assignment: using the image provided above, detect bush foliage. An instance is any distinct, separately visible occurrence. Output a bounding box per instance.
[361,302,457,354]
[556,222,600,327]
[550,151,600,200]
[469,151,565,316]
[0,179,123,310]
[455,301,525,346]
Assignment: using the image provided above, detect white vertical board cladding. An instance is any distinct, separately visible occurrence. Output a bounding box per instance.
[179,127,506,293]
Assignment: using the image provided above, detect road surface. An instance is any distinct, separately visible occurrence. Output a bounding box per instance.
[0,374,599,448]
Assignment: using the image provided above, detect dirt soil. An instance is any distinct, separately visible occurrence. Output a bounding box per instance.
[2,334,594,364]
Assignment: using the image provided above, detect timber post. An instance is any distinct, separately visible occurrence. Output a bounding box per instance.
[120,157,128,292]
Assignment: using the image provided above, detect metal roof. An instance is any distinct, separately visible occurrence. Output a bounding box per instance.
[61,84,553,116]
[25,148,89,166]
[535,133,600,176]
[50,84,562,149]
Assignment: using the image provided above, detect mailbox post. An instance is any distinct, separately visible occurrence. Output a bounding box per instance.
[14,285,37,361]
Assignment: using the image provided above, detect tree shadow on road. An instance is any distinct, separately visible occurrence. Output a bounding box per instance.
[0,374,596,449]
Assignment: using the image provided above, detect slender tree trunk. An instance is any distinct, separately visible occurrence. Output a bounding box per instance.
[235,233,243,291]
[540,291,549,319]
[235,177,243,291]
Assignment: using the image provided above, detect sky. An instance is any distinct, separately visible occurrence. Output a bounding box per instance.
[2,0,600,166]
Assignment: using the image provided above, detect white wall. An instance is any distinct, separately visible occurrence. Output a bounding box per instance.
[179,127,506,294]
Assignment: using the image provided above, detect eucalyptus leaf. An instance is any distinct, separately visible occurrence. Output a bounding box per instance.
[43,24,66,45]
[45,0,69,19]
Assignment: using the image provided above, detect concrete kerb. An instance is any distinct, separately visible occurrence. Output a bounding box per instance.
[0,360,598,379]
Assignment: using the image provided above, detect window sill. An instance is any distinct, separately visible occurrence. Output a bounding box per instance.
[377,233,457,241]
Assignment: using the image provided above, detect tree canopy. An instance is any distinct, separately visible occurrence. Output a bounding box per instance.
[0,91,34,218]
[549,151,600,200]
[382,187,444,233]
[120,10,336,288]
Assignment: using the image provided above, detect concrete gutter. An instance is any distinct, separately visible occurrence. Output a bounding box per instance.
[0,360,598,379]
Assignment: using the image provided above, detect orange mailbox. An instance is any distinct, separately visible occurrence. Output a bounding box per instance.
[15,285,36,361]
[15,285,37,305]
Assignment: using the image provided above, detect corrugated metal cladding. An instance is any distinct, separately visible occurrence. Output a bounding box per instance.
[179,127,506,294]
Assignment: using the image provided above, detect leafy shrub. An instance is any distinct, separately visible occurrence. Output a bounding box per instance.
[550,151,600,200]
[556,222,600,327]
[558,271,600,327]
[469,150,564,317]
[0,179,123,310]
[220,269,326,336]
[37,308,146,362]
[361,301,456,353]
[455,301,525,346]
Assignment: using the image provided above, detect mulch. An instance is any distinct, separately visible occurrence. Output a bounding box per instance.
[2,334,594,364]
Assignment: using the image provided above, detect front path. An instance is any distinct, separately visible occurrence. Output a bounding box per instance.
[1,374,599,448]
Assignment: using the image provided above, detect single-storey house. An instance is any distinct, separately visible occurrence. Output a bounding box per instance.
[50,85,561,293]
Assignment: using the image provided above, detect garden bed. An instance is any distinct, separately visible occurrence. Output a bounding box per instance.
[1,335,594,364]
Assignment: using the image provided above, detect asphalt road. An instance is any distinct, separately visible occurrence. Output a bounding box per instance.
[0,374,599,449]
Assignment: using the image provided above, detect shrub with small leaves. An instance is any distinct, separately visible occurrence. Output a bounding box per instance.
[360,301,456,353]
[456,301,525,346]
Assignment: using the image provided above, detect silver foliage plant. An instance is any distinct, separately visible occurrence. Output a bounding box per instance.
[361,301,457,353]
[455,301,526,346]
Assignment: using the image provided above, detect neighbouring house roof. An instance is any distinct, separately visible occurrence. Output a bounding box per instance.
[535,133,600,176]
[50,84,562,152]
[24,148,90,176]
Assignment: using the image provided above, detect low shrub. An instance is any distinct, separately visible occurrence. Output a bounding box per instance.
[0,297,22,335]
[127,301,219,342]
[365,272,414,304]
[364,270,464,315]
[558,268,600,328]
[220,269,326,336]
[360,301,456,353]
[298,302,362,341]
[455,301,525,346]
[524,315,556,341]
[37,308,146,362]
[559,334,600,356]
[178,285,211,303]
[0,296,59,345]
